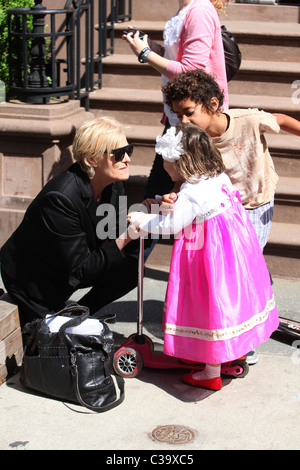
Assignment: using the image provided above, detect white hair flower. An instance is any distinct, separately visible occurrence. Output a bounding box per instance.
[155,127,184,162]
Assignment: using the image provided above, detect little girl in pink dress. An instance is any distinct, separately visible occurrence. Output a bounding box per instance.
[130,125,279,391]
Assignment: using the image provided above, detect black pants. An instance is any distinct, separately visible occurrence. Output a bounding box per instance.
[145,121,174,199]
[1,255,139,328]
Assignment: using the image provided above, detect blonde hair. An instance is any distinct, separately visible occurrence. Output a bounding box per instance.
[72,117,126,179]
[210,0,228,13]
[175,124,225,182]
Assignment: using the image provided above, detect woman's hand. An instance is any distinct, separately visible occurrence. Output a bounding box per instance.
[122,27,149,57]
[141,198,159,213]
[122,25,169,76]
[116,221,143,251]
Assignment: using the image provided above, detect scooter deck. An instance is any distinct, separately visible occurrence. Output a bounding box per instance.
[117,338,249,378]
[278,317,300,339]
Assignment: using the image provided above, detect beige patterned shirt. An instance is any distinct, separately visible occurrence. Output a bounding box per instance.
[213,108,280,208]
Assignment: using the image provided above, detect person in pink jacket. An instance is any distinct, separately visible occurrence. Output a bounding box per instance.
[123,0,229,198]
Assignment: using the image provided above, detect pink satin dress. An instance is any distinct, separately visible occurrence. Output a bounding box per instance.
[162,180,279,364]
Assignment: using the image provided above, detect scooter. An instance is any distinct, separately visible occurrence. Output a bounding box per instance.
[277,317,300,339]
[113,237,249,379]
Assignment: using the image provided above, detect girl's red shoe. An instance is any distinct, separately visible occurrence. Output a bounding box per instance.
[182,371,222,391]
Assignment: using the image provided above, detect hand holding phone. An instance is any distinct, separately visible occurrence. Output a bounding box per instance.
[123,28,146,39]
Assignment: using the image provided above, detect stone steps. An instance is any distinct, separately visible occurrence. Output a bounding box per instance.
[89,2,300,278]
[126,155,300,280]
[114,18,300,62]
[144,221,300,280]
[119,123,300,178]
[90,86,300,124]
[229,94,300,120]
[229,60,300,97]
[267,133,300,178]
[142,218,300,280]
[271,176,300,225]
[260,221,300,280]
[101,54,300,97]
[127,168,300,211]
[129,1,300,24]
[126,161,300,224]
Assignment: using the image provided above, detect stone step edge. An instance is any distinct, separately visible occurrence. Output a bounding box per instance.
[229,94,300,115]
[128,3,300,25]
[275,177,300,199]
[238,61,300,74]
[114,20,300,37]
[267,222,300,248]
[127,166,300,199]
[90,88,300,114]
[143,223,300,267]
[101,55,300,74]
[90,87,161,104]
[143,222,300,250]
[127,173,300,214]
[123,124,300,152]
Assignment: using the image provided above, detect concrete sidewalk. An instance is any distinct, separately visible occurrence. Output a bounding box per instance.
[0,270,299,451]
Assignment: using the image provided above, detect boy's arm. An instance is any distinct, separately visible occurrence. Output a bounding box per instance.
[273,113,300,136]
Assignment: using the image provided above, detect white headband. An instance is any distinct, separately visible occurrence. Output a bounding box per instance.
[155,127,184,162]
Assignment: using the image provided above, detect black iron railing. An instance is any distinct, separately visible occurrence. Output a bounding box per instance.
[8,5,75,105]
[7,0,132,110]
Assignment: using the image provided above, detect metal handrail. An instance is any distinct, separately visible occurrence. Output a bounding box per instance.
[8,7,75,105]
[7,0,132,110]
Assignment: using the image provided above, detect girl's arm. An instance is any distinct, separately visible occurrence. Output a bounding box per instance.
[273,113,300,136]
[130,192,196,236]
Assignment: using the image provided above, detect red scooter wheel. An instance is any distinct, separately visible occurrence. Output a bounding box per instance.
[221,359,249,378]
[113,347,144,378]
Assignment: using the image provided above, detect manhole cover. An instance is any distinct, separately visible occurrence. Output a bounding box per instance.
[150,425,196,445]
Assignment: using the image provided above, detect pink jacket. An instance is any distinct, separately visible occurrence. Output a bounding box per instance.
[166,0,229,109]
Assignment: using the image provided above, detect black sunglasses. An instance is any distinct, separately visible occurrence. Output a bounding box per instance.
[111,143,134,162]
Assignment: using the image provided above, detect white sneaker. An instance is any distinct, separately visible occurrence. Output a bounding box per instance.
[245,350,258,365]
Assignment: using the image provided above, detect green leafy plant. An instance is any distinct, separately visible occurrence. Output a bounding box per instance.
[0,0,34,99]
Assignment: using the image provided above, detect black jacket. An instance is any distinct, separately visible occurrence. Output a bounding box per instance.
[0,163,132,308]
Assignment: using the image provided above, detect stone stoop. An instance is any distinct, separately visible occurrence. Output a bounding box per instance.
[0,300,22,385]
[90,2,300,278]
[0,101,94,249]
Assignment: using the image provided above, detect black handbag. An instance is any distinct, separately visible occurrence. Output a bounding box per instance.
[221,25,242,82]
[20,303,125,412]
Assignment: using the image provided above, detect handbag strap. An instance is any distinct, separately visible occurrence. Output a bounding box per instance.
[45,304,91,350]
[24,304,90,355]
[45,303,90,340]
[52,303,90,334]
[70,350,125,413]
